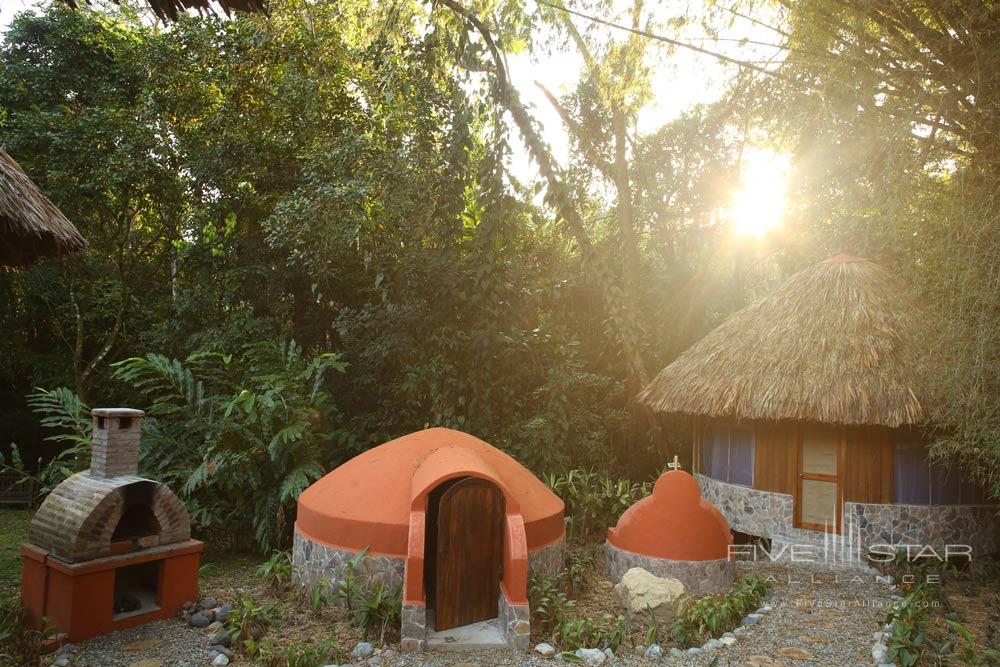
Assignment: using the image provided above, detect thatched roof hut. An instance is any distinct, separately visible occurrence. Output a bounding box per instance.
[61,0,267,22]
[638,255,927,429]
[0,148,87,267]
[641,256,995,547]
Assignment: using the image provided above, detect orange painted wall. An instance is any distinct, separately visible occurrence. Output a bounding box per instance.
[607,471,732,561]
[296,428,564,556]
[20,541,202,642]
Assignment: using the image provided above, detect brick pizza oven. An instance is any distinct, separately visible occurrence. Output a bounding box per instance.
[20,408,203,641]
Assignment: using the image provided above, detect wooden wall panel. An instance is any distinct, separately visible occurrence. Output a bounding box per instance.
[842,427,894,504]
[753,422,798,495]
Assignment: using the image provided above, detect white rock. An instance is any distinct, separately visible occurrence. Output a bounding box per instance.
[687,647,704,655]
[741,613,763,626]
[733,626,748,636]
[574,648,606,666]
[352,642,375,659]
[602,647,614,659]
[669,647,685,657]
[211,655,230,666]
[535,643,556,657]
[720,636,737,646]
[704,639,721,650]
[612,567,689,624]
[644,644,663,658]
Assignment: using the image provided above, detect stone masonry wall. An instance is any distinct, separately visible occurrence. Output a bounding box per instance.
[695,473,793,538]
[527,536,566,580]
[845,502,1000,558]
[498,590,531,650]
[291,528,405,601]
[696,472,1000,559]
[604,542,734,596]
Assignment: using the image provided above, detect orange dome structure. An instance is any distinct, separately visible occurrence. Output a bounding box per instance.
[293,428,565,652]
[605,466,735,595]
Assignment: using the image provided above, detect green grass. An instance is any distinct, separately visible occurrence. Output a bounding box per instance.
[0,509,33,589]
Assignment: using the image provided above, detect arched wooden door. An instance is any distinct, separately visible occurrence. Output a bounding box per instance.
[433,477,504,630]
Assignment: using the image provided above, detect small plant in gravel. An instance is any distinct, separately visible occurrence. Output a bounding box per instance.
[310,579,332,616]
[529,573,576,635]
[284,638,343,667]
[0,598,58,667]
[226,593,286,654]
[353,580,402,643]
[257,550,294,593]
[670,572,770,647]
[555,613,629,652]
[335,548,369,612]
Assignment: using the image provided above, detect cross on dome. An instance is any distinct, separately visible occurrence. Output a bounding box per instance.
[667,455,682,471]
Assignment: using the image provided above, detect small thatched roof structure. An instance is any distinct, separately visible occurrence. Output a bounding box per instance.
[61,0,267,22]
[638,255,929,428]
[0,148,87,267]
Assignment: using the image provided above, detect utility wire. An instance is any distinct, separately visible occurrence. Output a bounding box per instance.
[532,0,810,90]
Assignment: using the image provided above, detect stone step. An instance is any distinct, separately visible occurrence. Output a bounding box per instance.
[425,618,507,651]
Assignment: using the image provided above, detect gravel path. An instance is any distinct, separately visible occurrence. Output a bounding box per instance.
[362,561,891,667]
[52,561,890,667]
[63,619,214,667]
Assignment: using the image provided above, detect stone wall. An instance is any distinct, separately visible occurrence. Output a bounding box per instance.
[527,536,565,580]
[696,472,1000,559]
[603,543,734,596]
[695,473,793,538]
[291,528,405,599]
[498,590,530,650]
[845,502,1000,557]
[400,604,427,653]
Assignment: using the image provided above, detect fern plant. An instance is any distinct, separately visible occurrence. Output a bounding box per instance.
[0,388,94,498]
[112,340,349,551]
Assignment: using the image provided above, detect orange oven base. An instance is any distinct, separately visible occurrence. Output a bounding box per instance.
[20,539,203,642]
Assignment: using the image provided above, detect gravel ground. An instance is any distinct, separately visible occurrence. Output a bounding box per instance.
[59,619,214,667]
[51,561,890,667]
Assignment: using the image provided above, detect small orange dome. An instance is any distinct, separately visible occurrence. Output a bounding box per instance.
[296,428,565,556]
[607,470,732,560]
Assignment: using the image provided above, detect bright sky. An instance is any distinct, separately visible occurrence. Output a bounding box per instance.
[0,0,792,238]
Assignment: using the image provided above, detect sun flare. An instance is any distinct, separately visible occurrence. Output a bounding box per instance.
[724,149,792,238]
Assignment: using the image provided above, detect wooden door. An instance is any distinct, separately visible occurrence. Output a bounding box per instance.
[433,478,504,630]
[796,427,843,532]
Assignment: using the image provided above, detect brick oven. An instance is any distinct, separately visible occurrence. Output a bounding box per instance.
[20,408,203,642]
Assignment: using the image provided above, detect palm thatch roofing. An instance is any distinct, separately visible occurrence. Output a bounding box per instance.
[61,0,267,22]
[638,255,930,428]
[0,148,87,267]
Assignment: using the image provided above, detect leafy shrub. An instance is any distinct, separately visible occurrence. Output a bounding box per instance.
[546,469,652,541]
[111,340,349,551]
[0,388,94,501]
[310,579,332,616]
[284,638,343,667]
[555,613,629,652]
[225,594,285,652]
[257,550,294,593]
[670,572,770,647]
[529,573,576,635]
[353,580,402,642]
[0,598,57,667]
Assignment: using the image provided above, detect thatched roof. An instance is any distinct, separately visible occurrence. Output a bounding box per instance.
[638,255,929,428]
[61,0,267,22]
[0,148,87,267]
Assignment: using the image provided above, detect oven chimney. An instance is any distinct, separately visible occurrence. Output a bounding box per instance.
[90,408,146,479]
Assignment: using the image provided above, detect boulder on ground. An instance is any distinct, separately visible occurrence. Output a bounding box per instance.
[612,567,689,623]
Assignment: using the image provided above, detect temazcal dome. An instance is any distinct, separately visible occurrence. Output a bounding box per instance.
[605,468,735,595]
[294,428,565,652]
